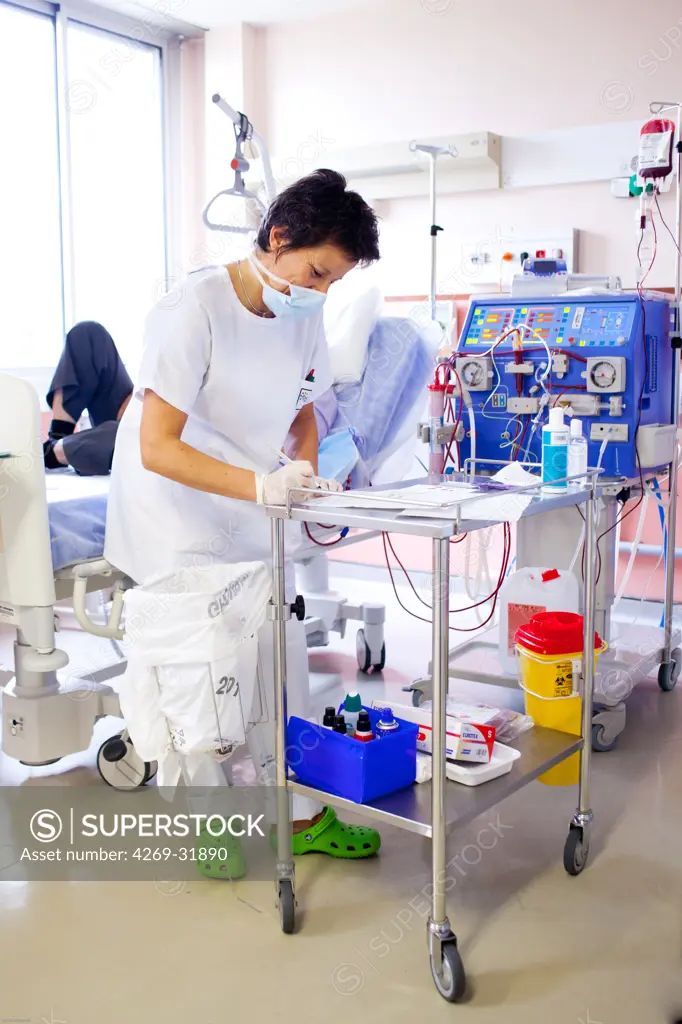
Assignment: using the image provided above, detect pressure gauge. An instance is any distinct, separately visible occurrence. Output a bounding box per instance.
[585,356,626,394]
[455,356,492,392]
[461,360,485,387]
[590,360,617,389]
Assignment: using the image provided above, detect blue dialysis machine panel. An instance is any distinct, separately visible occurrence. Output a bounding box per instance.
[455,294,673,479]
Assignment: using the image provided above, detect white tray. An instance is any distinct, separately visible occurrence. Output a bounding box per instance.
[446,741,522,786]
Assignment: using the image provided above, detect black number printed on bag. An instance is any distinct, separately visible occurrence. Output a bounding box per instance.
[216,675,239,697]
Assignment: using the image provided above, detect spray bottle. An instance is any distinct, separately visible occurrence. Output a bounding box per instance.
[375,708,400,738]
[542,406,569,492]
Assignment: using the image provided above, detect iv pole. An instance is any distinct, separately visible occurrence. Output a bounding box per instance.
[649,101,682,687]
[409,142,456,324]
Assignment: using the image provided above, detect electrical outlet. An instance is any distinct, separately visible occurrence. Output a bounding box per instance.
[459,230,578,285]
[590,423,629,442]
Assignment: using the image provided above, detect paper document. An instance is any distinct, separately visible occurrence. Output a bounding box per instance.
[398,490,533,523]
[303,482,479,511]
[398,463,540,522]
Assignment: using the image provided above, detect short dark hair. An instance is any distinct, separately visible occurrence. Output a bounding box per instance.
[256,168,380,266]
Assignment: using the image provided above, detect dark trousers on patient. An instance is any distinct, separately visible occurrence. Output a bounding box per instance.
[46,321,133,476]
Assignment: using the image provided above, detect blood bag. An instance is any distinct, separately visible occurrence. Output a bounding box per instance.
[638,118,676,179]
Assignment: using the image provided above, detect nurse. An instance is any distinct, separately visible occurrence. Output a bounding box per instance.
[105,169,383,865]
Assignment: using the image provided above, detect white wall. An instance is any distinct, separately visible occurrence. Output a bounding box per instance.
[256,0,682,292]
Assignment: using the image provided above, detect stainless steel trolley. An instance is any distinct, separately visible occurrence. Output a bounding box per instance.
[407,460,681,751]
[266,474,600,1002]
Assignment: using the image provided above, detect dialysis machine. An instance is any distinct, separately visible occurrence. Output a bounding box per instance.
[416,290,680,750]
[455,294,674,479]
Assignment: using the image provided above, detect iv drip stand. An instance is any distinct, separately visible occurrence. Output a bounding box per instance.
[409,142,456,322]
[649,101,682,686]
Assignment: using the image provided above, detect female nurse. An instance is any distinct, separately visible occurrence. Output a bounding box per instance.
[105,169,383,867]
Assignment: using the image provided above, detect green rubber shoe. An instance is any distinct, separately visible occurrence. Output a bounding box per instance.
[291,806,381,859]
[195,823,246,880]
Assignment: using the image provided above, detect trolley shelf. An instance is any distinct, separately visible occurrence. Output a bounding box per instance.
[289,727,582,840]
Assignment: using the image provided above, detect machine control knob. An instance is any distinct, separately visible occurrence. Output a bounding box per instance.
[290,595,306,622]
[616,335,626,346]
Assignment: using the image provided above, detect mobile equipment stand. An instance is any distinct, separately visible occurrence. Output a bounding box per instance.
[267,473,600,1002]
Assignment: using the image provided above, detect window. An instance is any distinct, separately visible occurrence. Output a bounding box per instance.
[0,1,171,377]
[67,23,166,370]
[0,3,63,368]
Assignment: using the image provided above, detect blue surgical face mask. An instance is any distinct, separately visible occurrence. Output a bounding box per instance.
[249,253,327,319]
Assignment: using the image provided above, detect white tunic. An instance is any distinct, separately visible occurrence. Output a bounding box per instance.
[104,266,332,585]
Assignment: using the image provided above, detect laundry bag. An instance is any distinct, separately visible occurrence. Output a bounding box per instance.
[114,562,272,774]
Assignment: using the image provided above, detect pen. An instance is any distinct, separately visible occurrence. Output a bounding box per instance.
[266,441,294,466]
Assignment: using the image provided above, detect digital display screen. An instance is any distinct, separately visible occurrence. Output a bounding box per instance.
[533,259,557,274]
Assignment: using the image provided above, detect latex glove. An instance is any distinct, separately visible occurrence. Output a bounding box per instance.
[257,461,315,505]
[313,476,344,493]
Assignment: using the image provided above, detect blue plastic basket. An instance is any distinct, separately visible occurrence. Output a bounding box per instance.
[286,706,418,803]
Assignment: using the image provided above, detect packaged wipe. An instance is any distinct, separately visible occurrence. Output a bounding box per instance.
[370,700,495,763]
[421,698,534,744]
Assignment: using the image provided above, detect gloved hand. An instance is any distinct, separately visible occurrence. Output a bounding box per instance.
[313,477,344,493]
[257,461,315,505]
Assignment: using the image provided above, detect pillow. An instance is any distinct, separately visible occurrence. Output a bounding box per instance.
[323,270,383,385]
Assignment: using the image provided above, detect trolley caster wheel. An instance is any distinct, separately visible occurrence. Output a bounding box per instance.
[430,939,466,1003]
[402,682,427,706]
[658,648,681,692]
[563,825,589,876]
[591,722,619,752]
[278,879,295,934]
[97,731,153,790]
[356,629,386,674]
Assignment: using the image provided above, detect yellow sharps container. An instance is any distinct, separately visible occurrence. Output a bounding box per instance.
[515,612,606,786]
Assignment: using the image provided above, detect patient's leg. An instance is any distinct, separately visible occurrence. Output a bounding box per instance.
[46,321,133,428]
[59,421,121,475]
[44,322,133,475]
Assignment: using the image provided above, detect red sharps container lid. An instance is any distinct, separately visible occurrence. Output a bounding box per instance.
[514,611,602,657]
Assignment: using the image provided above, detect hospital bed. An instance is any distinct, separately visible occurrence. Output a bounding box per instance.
[0,316,433,785]
[0,372,145,787]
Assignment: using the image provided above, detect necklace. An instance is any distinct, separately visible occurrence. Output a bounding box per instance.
[237,260,270,317]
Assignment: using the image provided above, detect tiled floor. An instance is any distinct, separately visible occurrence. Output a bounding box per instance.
[1,570,681,1024]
